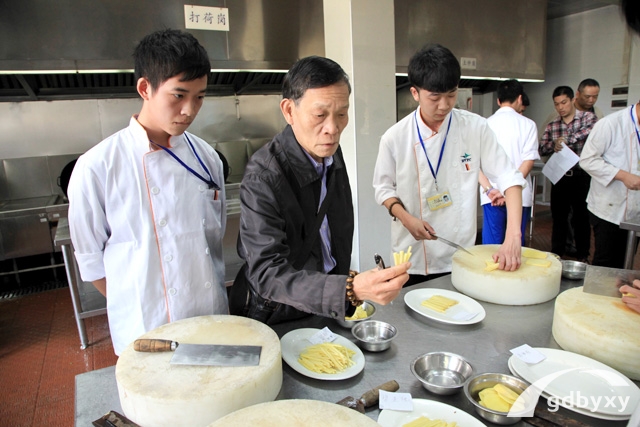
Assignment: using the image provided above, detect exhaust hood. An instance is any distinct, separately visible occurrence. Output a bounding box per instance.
[0,0,547,102]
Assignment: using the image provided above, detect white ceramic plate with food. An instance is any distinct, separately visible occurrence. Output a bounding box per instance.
[508,348,640,419]
[507,357,629,421]
[280,328,365,380]
[378,398,486,427]
[404,288,486,325]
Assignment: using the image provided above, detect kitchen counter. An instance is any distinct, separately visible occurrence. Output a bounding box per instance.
[75,275,635,426]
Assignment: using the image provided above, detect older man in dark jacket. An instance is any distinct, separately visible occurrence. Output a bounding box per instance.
[229,56,409,324]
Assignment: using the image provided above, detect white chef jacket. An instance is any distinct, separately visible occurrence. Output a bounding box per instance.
[68,117,228,355]
[580,104,640,225]
[480,106,538,207]
[373,107,525,275]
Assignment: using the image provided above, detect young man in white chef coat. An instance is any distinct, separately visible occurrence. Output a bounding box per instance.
[373,44,526,286]
[67,29,228,355]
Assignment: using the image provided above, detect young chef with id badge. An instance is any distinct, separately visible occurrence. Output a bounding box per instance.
[373,44,526,287]
[68,29,228,356]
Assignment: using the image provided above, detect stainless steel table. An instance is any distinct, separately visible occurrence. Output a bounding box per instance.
[75,275,633,426]
[54,217,106,349]
[620,221,640,269]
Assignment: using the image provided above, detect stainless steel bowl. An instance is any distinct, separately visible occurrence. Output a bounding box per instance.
[410,352,473,395]
[561,260,587,280]
[350,320,397,352]
[335,301,376,328]
[463,373,530,425]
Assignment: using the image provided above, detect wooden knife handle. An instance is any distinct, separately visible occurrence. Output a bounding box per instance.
[359,380,400,407]
[133,339,177,352]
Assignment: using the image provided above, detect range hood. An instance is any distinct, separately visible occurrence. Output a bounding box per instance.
[0,0,546,102]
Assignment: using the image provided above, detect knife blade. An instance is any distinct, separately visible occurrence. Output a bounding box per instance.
[582,265,640,298]
[133,339,262,367]
[434,235,474,255]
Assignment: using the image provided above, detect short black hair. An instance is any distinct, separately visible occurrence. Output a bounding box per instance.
[134,29,211,90]
[577,78,600,92]
[497,79,524,104]
[622,0,640,35]
[552,86,574,100]
[522,92,530,107]
[408,44,460,93]
[282,56,351,103]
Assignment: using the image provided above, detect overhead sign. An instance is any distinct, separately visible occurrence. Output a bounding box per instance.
[184,5,229,31]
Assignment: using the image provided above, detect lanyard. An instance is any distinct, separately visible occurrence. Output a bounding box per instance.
[631,105,640,149]
[414,111,453,191]
[150,134,220,190]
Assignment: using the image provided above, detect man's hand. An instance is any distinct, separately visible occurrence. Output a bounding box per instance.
[401,216,436,241]
[487,188,505,206]
[621,172,640,191]
[620,280,640,314]
[493,234,522,271]
[352,262,411,305]
[553,136,567,152]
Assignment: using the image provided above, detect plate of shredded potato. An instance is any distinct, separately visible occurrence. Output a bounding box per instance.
[404,288,485,325]
[280,328,365,380]
[378,398,486,427]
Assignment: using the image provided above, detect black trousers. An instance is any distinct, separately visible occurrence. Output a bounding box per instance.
[590,212,638,268]
[550,170,591,259]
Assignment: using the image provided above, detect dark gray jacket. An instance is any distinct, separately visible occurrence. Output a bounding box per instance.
[228,125,355,324]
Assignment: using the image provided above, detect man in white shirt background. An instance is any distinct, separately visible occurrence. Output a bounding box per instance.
[478,79,540,246]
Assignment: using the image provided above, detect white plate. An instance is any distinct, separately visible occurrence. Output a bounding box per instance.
[507,358,630,421]
[280,328,365,380]
[378,398,486,427]
[404,288,486,325]
[508,348,640,418]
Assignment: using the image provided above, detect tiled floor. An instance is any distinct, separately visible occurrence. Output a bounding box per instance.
[0,207,638,427]
[0,286,117,426]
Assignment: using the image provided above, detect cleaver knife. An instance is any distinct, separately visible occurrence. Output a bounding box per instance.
[134,339,261,367]
[434,235,474,255]
[582,265,640,298]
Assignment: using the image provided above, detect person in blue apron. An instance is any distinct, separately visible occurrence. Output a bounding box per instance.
[373,44,526,287]
[67,29,228,355]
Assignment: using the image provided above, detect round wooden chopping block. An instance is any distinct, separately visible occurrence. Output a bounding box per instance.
[451,245,561,305]
[553,286,640,380]
[116,315,282,427]
[208,399,381,427]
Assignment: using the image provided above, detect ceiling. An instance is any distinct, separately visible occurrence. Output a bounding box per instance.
[0,0,624,102]
[547,0,620,20]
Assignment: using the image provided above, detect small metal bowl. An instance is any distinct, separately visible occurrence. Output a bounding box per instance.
[561,260,587,280]
[410,352,473,395]
[350,320,397,352]
[463,373,530,425]
[335,301,376,328]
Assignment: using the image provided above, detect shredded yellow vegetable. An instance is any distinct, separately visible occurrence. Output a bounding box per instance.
[393,246,412,265]
[522,248,548,259]
[345,305,368,320]
[421,295,459,313]
[403,416,458,427]
[484,259,500,271]
[298,342,355,374]
[525,259,551,268]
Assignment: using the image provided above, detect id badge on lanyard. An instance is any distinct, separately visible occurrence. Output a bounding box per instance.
[427,191,453,211]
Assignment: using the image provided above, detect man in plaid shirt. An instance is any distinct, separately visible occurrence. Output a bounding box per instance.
[539,86,597,263]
